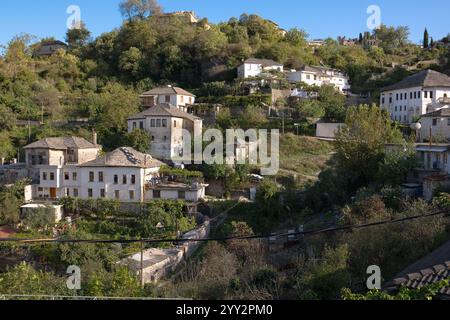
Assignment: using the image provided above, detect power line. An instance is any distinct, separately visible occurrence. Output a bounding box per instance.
[0,210,448,245]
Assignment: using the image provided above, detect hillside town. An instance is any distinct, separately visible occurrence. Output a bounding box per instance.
[1,0,450,303]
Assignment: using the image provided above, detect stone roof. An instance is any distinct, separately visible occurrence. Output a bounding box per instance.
[381,69,450,92]
[244,58,283,67]
[39,40,67,47]
[24,137,99,150]
[384,240,450,298]
[385,262,450,297]
[420,107,450,118]
[140,86,195,97]
[80,147,164,168]
[127,103,201,121]
[298,65,346,76]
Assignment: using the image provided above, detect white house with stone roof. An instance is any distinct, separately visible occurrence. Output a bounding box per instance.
[140,85,196,112]
[380,69,450,125]
[127,103,203,161]
[287,65,351,92]
[24,140,207,203]
[77,147,164,203]
[24,136,101,198]
[237,58,284,79]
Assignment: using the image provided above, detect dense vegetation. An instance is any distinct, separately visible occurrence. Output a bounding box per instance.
[1,0,450,300]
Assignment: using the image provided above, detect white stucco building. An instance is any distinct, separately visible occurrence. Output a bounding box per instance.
[140,86,196,112]
[237,58,284,79]
[418,107,450,143]
[127,103,203,161]
[380,69,450,125]
[24,136,102,198]
[24,138,207,203]
[287,65,351,92]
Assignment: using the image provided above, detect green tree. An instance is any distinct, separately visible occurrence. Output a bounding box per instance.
[66,21,91,49]
[423,28,429,49]
[122,129,151,153]
[334,104,404,189]
[0,263,70,297]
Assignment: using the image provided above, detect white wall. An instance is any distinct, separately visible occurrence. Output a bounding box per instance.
[380,87,450,124]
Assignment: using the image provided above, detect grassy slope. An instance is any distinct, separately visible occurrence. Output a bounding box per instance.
[278,134,334,187]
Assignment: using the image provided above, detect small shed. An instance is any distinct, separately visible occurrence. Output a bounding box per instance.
[20,203,64,223]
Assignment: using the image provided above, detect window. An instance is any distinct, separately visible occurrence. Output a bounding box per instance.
[447,118,450,126]
[123,175,127,184]
[404,115,407,122]
[131,175,136,185]
[114,175,118,184]
[100,189,105,198]
[180,96,184,103]
[178,191,186,200]
[151,136,155,141]
[89,172,94,182]
[418,91,421,99]
[425,91,428,98]
[395,106,397,112]
[396,93,399,100]
[115,190,120,199]
[151,119,156,127]
[65,188,69,197]
[50,172,55,181]
[162,119,167,127]
[72,172,77,181]
[414,92,417,99]
[64,172,70,180]
[73,188,78,197]
[430,91,434,99]
[139,121,144,130]
[156,119,161,127]
[99,172,104,183]
[129,190,135,200]
[165,95,170,103]
[133,122,137,129]
[433,118,438,126]
[404,93,407,100]
[306,75,311,80]
[381,97,385,104]
[153,190,161,199]
[410,92,413,99]
[174,120,177,128]
[43,172,47,180]
[389,97,393,103]
[163,136,167,141]
[445,153,448,165]
[88,189,93,198]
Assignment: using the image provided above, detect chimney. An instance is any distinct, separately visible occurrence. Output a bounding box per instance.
[92,130,98,145]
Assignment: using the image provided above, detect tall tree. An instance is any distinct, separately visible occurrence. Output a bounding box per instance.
[66,21,91,49]
[423,28,429,48]
[119,0,163,21]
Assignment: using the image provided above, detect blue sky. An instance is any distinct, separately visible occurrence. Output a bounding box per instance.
[0,0,449,46]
